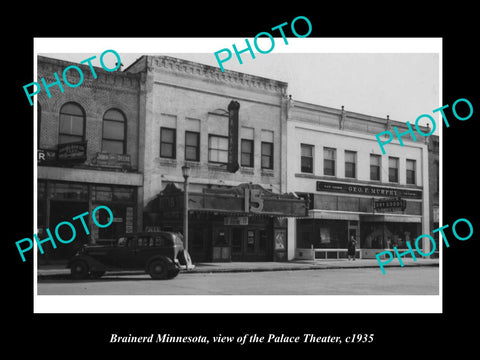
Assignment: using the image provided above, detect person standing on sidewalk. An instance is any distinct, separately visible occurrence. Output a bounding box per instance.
[347,235,357,261]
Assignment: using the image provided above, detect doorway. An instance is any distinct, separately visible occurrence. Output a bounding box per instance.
[230,227,268,261]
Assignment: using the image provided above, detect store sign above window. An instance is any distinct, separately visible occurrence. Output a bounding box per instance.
[38,141,87,165]
[37,149,57,165]
[57,141,87,163]
[374,197,407,211]
[93,152,131,169]
[224,216,248,225]
[316,181,422,199]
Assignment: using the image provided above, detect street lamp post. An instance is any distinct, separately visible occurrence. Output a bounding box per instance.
[181,165,190,254]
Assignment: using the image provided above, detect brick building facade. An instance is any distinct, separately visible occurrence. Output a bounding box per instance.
[37,56,143,261]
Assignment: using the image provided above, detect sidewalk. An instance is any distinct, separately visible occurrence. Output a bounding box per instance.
[37,258,439,278]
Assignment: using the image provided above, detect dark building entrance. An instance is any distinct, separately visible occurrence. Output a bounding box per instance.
[227,223,270,262]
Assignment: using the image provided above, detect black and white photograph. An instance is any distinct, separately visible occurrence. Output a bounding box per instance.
[32,39,442,313]
[7,8,479,355]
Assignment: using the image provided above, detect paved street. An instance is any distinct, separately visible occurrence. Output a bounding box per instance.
[37,266,438,295]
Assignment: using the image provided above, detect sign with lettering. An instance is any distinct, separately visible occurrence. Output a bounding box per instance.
[94,152,131,168]
[37,149,57,165]
[224,216,248,225]
[244,188,264,213]
[374,197,407,211]
[316,181,421,199]
[227,100,240,173]
[57,141,87,163]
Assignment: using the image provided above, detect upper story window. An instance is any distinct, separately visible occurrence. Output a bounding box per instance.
[185,131,200,161]
[406,159,416,185]
[102,109,126,154]
[58,102,85,144]
[370,154,381,181]
[241,139,254,167]
[261,141,274,169]
[389,157,399,183]
[160,127,176,159]
[208,134,229,164]
[300,144,314,173]
[240,126,254,168]
[344,150,356,178]
[323,147,336,176]
[261,129,274,170]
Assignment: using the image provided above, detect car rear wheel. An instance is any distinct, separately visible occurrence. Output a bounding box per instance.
[148,258,169,280]
[70,260,89,279]
[166,268,180,279]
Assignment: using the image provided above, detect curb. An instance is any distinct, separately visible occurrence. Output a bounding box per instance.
[37,261,439,279]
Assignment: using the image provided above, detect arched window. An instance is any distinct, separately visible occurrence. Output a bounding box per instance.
[58,102,85,144]
[102,109,126,154]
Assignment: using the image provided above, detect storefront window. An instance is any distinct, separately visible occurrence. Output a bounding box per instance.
[93,185,134,202]
[49,182,88,201]
[296,219,348,249]
[37,181,47,231]
[190,228,205,249]
[361,222,419,249]
[97,204,125,241]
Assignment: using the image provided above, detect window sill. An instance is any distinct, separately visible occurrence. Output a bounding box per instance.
[240,167,254,175]
[157,158,177,167]
[261,169,274,177]
[208,163,228,172]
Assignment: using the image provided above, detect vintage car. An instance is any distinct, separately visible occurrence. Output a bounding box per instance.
[67,232,192,280]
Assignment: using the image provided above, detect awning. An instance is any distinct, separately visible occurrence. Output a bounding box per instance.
[309,210,360,221]
[360,214,422,223]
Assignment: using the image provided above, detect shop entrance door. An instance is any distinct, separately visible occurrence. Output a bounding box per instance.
[230,227,267,261]
[49,201,89,260]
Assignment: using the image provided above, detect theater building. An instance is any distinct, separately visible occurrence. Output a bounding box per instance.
[286,100,431,260]
[36,56,143,261]
[123,56,307,262]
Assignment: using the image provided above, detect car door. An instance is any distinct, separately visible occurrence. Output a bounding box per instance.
[132,235,157,269]
[106,236,136,269]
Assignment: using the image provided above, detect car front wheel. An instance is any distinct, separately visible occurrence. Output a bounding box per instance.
[148,258,169,280]
[70,260,89,279]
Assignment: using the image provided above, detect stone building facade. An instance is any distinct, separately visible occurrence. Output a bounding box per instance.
[287,100,432,260]
[123,56,304,262]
